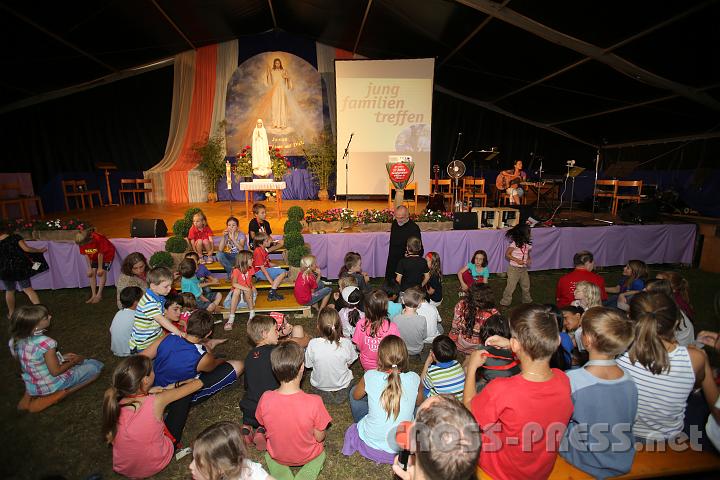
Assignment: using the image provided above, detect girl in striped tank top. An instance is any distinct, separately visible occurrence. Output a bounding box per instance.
[617,291,717,442]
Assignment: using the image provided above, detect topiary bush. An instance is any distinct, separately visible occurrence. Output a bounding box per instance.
[287,245,310,268]
[283,231,304,250]
[184,207,202,222]
[283,220,303,234]
[149,251,174,269]
[165,235,189,253]
[173,218,191,237]
[287,206,304,222]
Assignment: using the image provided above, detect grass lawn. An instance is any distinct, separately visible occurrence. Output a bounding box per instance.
[1,266,719,479]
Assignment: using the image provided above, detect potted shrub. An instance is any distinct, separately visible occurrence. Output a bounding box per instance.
[413,209,454,231]
[287,244,310,281]
[283,220,304,234]
[235,145,253,182]
[32,218,92,242]
[356,208,395,232]
[184,207,202,223]
[149,251,174,269]
[173,218,191,238]
[165,235,189,267]
[287,206,304,222]
[193,122,227,202]
[303,131,336,201]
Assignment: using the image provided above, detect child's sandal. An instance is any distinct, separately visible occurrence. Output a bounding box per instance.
[224,319,235,331]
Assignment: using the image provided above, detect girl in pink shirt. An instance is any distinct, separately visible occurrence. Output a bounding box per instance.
[102,356,203,479]
[352,290,400,370]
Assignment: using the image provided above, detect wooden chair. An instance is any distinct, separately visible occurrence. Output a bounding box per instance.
[497,189,525,206]
[461,177,487,207]
[429,179,454,205]
[62,180,103,211]
[388,181,418,213]
[119,178,154,205]
[593,179,618,212]
[0,183,26,219]
[612,180,642,216]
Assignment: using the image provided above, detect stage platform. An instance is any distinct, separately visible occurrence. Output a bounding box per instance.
[23,200,696,291]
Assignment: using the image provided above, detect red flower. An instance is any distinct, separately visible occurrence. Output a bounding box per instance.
[275,148,280,152]
[62,226,67,230]
[286,161,291,167]
[241,153,246,157]
[245,145,251,149]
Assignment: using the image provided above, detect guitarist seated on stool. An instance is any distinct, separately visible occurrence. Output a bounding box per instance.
[497,160,527,205]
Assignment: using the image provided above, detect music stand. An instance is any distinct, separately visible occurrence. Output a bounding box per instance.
[95,162,118,206]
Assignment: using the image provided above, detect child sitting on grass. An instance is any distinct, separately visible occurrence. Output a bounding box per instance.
[457,249,489,293]
[425,251,443,305]
[382,279,403,319]
[464,304,572,479]
[393,286,428,359]
[103,355,202,478]
[395,237,429,292]
[419,334,465,401]
[560,306,637,479]
[471,313,520,391]
[241,316,280,451]
[305,307,359,404]
[75,228,116,303]
[141,309,244,447]
[343,335,421,464]
[339,251,371,293]
[11,304,104,413]
[110,286,143,357]
[352,289,401,370]
[179,258,222,313]
[189,421,270,480]
[256,342,332,479]
[334,272,360,311]
[339,286,364,337]
[129,267,187,353]
[294,254,332,312]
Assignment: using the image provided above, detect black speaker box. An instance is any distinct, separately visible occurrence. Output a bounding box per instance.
[131,218,168,238]
[619,201,660,224]
[453,212,478,230]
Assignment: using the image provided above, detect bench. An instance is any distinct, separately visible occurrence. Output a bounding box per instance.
[204,260,289,272]
[119,178,153,205]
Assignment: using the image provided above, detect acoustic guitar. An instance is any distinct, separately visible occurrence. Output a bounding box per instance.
[426,164,446,211]
[495,170,522,190]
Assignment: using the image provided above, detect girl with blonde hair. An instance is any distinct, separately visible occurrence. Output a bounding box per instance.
[572,281,602,310]
[343,335,421,464]
[294,254,332,312]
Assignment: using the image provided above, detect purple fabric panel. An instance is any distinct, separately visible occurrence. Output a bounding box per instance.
[14,224,695,289]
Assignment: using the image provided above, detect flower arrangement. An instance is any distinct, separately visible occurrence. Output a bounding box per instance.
[235,145,253,177]
[269,145,291,179]
[356,208,395,224]
[305,208,355,223]
[26,218,92,231]
[411,209,453,223]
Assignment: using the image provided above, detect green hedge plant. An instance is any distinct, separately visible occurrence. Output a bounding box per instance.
[283,220,303,234]
[287,245,310,268]
[184,207,202,222]
[149,251,174,269]
[287,206,304,222]
[283,231,304,250]
[165,235,189,253]
[173,218,191,237]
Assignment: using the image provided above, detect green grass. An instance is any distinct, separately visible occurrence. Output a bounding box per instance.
[1,266,719,479]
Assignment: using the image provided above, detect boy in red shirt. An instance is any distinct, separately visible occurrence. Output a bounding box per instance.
[464,304,573,480]
[75,229,116,304]
[252,232,288,301]
[256,341,331,479]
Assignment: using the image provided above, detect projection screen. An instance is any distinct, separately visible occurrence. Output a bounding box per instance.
[335,58,435,196]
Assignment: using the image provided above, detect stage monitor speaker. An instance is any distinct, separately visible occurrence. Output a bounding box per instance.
[131,218,168,238]
[619,201,660,224]
[453,212,478,230]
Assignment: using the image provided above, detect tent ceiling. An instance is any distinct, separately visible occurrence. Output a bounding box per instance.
[1,0,718,147]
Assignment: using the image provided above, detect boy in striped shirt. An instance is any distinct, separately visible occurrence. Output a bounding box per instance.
[419,335,466,402]
[128,267,186,352]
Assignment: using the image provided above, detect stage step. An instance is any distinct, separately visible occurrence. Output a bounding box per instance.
[204,260,289,271]
[216,294,311,319]
[208,278,295,291]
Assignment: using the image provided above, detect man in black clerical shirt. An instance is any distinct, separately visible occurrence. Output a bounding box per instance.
[385,206,423,280]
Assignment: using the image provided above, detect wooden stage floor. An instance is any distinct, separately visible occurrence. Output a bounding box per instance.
[53,199,650,239]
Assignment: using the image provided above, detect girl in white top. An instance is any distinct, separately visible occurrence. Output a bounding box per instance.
[617,291,717,442]
[339,286,364,337]
[305,307,359,403]
[190,421,272,480]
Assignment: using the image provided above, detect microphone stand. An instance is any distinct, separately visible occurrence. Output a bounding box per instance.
[450,133,462,210]
[342,133,354,210]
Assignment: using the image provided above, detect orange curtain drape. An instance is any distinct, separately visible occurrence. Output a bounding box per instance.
[165,44,218,203]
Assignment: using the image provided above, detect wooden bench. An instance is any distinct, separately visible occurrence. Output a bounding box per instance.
[208,278,295,291]
[477,444,720,479]
[204,260,289,272]
[119,178,153,205]
[216,293,311,319]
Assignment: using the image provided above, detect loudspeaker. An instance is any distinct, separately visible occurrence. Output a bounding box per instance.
[131,218,168,238]
[453,212,478,230]
[619,201,660,224]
